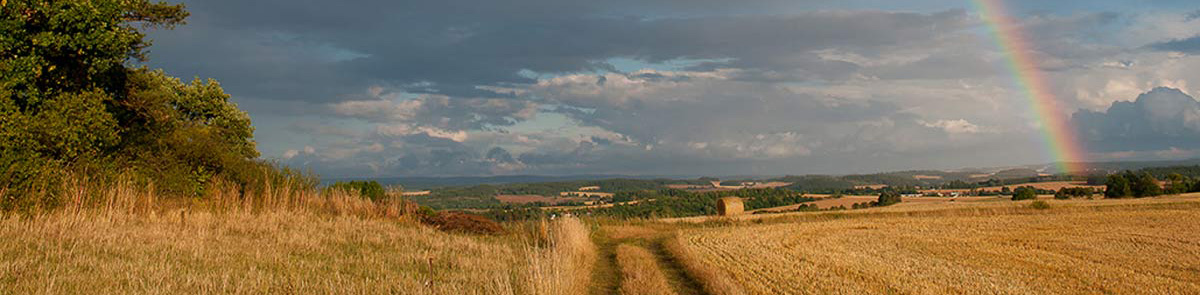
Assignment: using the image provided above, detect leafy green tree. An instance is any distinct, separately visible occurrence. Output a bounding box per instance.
[1,1,274,210]
[1131,172,1162,198]
[1011,186,1037,201]
[1165,173,1191,195]
[1105,174,1132,198]
[876,191,901,206]
[1055,187,1093,200]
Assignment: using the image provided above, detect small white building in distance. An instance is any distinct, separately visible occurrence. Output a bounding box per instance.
[578,186,600,191]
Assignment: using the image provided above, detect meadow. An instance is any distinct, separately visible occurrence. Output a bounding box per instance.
[0,180,594,295]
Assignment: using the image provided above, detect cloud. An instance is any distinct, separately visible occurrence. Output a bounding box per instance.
[1150,36,1200,54]
[920,119,982,134]
[145,1,1200,176]
[1073,87,1200,152]
[147,2,975,102]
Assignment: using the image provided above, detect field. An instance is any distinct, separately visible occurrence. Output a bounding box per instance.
[672,195,1200,294]
[920,181,1106,194]
[4,179,1199,295]
[496,194,587,205]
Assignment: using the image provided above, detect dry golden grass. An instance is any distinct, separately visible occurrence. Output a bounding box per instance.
[524,217,596,295]
[616,244,676,295]
[663,233,745,295]
[0,211,524,294]
[0,177,597,295]
[675,198,1200,294]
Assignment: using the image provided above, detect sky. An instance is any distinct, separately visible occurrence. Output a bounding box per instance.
[143,0,1200,177]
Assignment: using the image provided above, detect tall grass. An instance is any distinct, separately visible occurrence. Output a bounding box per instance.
[0,211,524,294]
[616,244,676,295]
[0,172,598,294]
[523,217,596,295]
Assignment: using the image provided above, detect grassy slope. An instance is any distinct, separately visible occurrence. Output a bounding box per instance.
[0,211,595,295]
[0,212,523,294]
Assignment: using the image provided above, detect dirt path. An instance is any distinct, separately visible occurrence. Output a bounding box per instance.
[589,231,622,295]
[647,236,706,295]
[593,225,708,295]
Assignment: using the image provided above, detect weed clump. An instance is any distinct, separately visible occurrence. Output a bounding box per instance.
[1029,200,1051,210]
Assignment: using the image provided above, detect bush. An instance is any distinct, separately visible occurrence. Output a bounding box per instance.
[1055,187,1093,200]
[1029,200,1051,210]
[327,180,387,201]
[1012,186,1037,201]
[876,191,902,206]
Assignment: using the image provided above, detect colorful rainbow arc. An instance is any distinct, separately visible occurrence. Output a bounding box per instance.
[972,0,1088,174]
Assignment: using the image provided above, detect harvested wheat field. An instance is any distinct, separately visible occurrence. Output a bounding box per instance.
[675,199,1200,294]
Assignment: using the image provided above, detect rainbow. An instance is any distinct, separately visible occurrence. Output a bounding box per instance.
[972,0,1087,174]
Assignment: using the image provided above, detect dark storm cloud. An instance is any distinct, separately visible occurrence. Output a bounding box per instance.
[147,1,972,103]
[146,0,1200,177]
[1186,10,1200,21]
[1150,35,1200,54]
[1073,87,1200,152]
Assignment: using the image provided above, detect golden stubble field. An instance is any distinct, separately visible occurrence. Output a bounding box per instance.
[675,198,1200,294]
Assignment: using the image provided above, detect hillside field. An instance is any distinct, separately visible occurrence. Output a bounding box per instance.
[671,194,1200,294]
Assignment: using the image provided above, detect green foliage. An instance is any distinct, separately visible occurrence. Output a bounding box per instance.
[570,188,813,219]
[1105,173,1133,198]
[413,178,689,209]
[1164,173,1191,195]
[876,191,901,207]
[327,180,387,201]
[1011,186,1037,201]
[1131,172,1162,197]
[1055,187,1094,200]
[0,1,285,211]
[1139,165,1200,179]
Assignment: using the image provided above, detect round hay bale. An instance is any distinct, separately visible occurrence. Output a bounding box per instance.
[717,197,744,216]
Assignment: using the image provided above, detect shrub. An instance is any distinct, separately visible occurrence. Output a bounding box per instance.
[1029,200,1051,210]
[1012,186,1037,201]
[876,191,902,206]
[1055,187,1093,200]
[327,180,387,201]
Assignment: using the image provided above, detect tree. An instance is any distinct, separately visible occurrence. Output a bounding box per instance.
[1105,174,1132,198]
[1,1,270,209]
[877,191,901,207]
[1055,187,1093,200]
[1131,172,1162,198]
[1012,186,1037,201]
[1165,173,1191,195]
